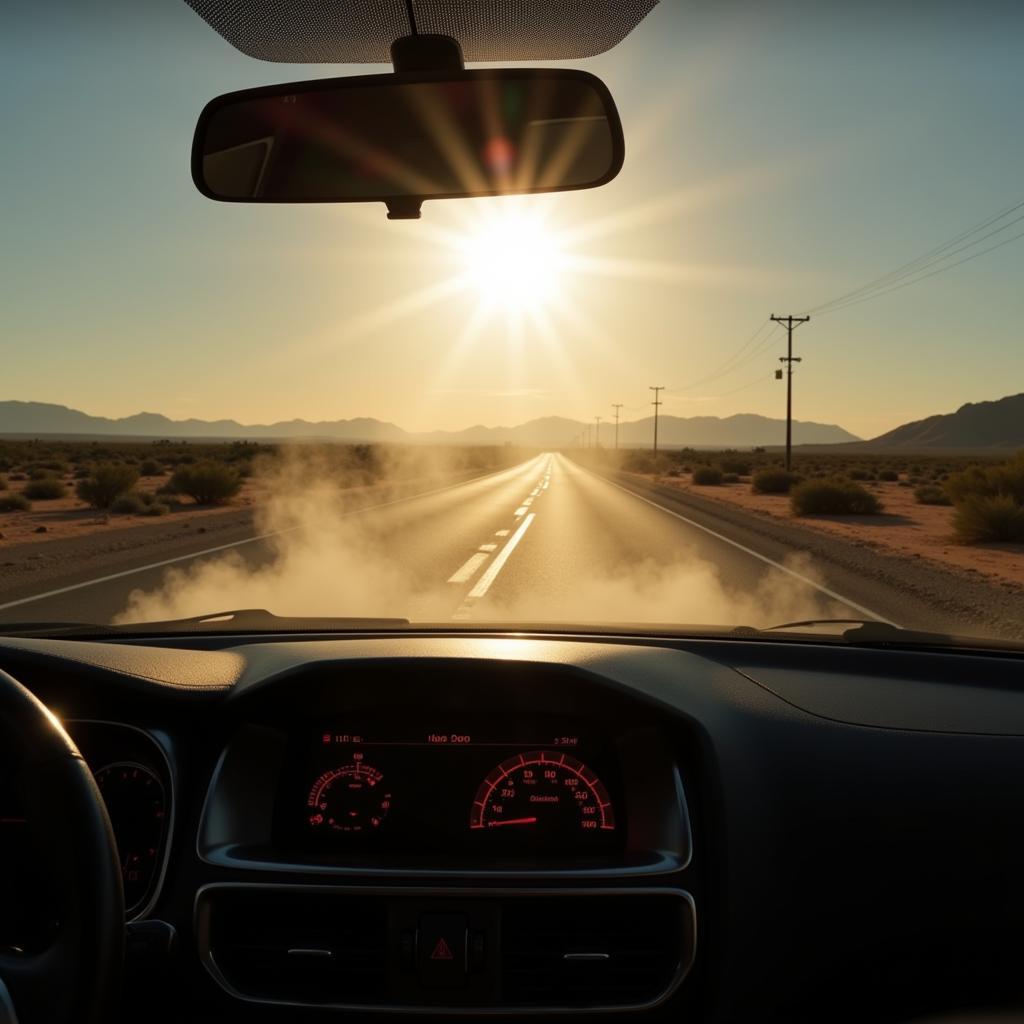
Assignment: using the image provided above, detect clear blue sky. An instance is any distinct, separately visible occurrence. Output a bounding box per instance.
[2,0,1022,438]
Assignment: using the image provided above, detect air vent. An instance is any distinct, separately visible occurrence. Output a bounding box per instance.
[501,894,686,1008]
[206,890,387,1003]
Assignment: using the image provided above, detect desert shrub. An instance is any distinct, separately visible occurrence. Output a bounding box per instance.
[72,464,93,479]
[110,492,148,514]
[914,484,952,506]
[0,475,6,491]
[9,473,27,481]
[720,458,751,476]
[23,478,67,500]
[666,468,682,478]
[946,453,1024,506]
[752,469,802,494]
[0,493,31,512]
[952,494,1024,543]
[848,468,876,481]
[76,463,139,509]
[721,472,740,483]
[791,479,881,516]
[692,466,723,485]
[171,461,241,504]
[141,502,170,516]
[878,469,899,482]
[139,459,163,476]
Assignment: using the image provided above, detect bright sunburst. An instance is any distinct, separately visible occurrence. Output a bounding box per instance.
[453,207,567,314]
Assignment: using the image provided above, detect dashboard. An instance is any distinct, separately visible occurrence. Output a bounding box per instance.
[3,630,1024,1022]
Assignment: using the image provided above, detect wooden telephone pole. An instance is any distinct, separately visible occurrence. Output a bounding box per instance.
[770,315,810,470]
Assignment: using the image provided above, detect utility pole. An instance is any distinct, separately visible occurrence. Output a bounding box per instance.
[612,403,623,449]
[771,314,810,471]
[594,415,602,448]
[649,386,665,453]
[586,423,592,448]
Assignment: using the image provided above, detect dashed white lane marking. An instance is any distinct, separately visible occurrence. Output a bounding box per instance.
[530,488,540,496]
[478,543,498,552]
[513,506,529,517]
[495,529,510,537]
[466,513,536,600]
[447,551,490,584]
[522,497,534,506]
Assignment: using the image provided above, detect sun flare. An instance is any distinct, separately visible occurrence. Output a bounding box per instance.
[454,208,567,314]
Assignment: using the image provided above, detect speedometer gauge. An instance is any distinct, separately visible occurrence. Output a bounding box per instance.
[470,750,616,836]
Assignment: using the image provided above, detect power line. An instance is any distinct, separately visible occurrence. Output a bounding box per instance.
[814,221,1024,317]
[805,196,1024,316]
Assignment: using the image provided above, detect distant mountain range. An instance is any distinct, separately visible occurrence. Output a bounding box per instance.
[0,400,859,448]
[869,393,1024,449]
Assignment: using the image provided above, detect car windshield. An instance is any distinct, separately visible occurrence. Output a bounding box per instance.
[1,2,1022,642]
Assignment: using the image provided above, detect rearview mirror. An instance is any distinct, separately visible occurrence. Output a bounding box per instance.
[192,69,623,218]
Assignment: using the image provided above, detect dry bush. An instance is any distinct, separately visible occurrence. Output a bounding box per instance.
[171,462,242,505]
[77,464,140,509]
[23,477,67,500]
[791,479,881,516]
[952,494,1024,543]
[752,469,802,494]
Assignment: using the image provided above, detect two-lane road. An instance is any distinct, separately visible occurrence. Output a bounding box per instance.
[0,453,902,629]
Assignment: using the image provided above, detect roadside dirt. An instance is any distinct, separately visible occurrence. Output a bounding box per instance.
[0,473,259,549]
[633,473,1024,593]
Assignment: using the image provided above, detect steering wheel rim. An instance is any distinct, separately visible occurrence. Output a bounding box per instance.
[0,668,123,1024]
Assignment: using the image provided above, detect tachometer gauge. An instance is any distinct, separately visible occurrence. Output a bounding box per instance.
[307,757,392,832]
[470,750,616,837]
[94,762,167,914]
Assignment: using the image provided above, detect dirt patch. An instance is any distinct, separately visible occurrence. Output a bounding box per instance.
[636,473,1024,593]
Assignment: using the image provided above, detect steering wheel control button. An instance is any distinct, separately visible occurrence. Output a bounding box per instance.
[417,914,467,988]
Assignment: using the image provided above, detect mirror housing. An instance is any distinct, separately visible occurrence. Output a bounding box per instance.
[191,67,624,219]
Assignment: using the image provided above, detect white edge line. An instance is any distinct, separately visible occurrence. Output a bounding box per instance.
[446,551,489,584]
[585,466,897,626]
[467,512,536,600]
[0,465,532,613]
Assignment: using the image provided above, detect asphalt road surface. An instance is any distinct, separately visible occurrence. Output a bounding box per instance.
[0,453,916,630]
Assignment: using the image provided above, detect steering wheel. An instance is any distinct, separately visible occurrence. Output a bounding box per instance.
[0,668,123,1024]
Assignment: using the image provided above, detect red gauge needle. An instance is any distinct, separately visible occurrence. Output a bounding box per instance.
[488,816,538,827]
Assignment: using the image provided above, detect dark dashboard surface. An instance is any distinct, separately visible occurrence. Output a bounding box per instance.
[2,630,1024,1022]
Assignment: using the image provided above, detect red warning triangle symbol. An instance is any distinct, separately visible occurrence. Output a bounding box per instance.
[429,936,455,961]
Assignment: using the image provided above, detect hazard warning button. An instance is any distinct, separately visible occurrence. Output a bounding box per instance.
[417,913,467,988]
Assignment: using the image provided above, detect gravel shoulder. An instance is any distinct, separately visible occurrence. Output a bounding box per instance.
[611,471,1024,641]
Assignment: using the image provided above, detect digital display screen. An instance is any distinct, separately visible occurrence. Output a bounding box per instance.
[278,719,624,860]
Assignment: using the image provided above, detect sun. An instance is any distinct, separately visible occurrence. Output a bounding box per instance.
[453,207,567,314]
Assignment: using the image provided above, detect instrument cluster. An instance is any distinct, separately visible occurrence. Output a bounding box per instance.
[278,718,624,859]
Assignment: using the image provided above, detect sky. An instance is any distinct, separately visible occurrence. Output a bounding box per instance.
[2,0,1023,440]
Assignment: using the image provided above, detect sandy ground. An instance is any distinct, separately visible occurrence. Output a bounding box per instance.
[0,472,259,549]
[637,473,1024,593]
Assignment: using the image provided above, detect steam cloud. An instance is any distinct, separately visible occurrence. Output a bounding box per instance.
[116,450,843,628]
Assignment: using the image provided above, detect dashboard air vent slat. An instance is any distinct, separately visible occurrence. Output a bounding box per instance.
[500,894,684,1007]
